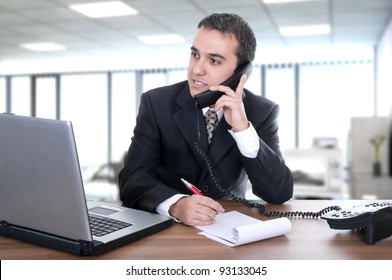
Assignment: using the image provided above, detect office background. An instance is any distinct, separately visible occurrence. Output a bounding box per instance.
[1,0,392,200]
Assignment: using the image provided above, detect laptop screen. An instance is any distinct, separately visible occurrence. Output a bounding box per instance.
[0,114,92,242]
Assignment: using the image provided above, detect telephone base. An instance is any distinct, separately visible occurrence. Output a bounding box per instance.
[364,216,392,245]
[321,202,392,245]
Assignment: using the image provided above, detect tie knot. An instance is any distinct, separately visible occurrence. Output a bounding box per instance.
[205,109,219,144]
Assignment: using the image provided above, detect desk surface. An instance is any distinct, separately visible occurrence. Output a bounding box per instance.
[1,199,391,260]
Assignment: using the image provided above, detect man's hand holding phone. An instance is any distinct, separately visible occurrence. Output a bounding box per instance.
[194,61,252,108]
[212,74,250,132]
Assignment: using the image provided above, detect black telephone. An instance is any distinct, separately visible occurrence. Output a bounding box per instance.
[194,60,253,108]
[321,201,392,245]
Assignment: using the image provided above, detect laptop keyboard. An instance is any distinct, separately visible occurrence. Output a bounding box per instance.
[89,215,132,237]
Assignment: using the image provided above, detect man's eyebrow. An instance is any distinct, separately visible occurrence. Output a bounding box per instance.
[190,46,226,60]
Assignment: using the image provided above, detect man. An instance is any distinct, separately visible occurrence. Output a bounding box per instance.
[118,13,293,226]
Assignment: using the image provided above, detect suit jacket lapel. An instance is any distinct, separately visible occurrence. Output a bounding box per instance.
[209,118,235,161]
[199,118,236,181]
[173,87,208,168]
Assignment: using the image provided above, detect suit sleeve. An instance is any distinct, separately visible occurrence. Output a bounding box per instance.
[118,93,180,212]
[243,104,294,204]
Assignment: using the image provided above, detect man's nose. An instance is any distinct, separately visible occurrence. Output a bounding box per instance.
[192,59,207,76]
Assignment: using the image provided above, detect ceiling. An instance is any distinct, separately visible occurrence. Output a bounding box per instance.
[0,0,392,69]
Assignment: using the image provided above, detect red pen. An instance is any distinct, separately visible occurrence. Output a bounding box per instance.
[181,178,203,195]
[180,178,223,215]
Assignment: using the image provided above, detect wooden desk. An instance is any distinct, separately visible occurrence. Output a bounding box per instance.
[1,200,391,260]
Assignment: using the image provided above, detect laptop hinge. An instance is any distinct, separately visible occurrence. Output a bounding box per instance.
[79,239,95,256]
[0,220,95,256]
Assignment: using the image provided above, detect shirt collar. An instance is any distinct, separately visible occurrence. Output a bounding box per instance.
[202,107,223,121]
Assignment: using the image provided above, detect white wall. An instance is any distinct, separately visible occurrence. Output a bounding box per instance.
[376,16,392,116]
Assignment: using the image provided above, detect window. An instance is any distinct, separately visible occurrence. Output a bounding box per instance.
[142,71,167,92]
[244,65,262,96]
[167,69,187,85]
[60,74,108,181]
[35,77,57,119]
[299,61,374,150]
[264,65,296,151]
[11,77,30,116]
[0,77,6,113]
[111,72,137,162]
[1,60,375,200]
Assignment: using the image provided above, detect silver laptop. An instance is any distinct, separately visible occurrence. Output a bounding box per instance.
[0,113,172,256]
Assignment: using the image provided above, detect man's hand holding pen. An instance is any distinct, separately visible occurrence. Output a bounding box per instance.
[168,178,225,226]
[168,195,225,226]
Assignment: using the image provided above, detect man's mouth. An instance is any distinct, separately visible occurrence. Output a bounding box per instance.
[189,78,210,96]
[192,79,208,88]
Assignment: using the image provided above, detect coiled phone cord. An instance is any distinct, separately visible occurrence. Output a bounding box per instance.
[194,103,341,219]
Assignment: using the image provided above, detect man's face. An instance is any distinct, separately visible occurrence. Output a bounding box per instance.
[187,27,239,98]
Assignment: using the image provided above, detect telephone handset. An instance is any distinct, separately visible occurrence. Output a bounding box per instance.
[194,60,253,108]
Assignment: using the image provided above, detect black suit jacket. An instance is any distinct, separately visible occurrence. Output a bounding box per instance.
[118,81,293,212]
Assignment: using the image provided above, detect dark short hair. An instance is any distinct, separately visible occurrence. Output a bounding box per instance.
[197,13,257,63]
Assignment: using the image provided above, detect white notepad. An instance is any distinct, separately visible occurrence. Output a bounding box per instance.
[195,211,292,247]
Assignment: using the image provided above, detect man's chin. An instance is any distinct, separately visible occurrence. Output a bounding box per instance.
[190,90,203,98]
